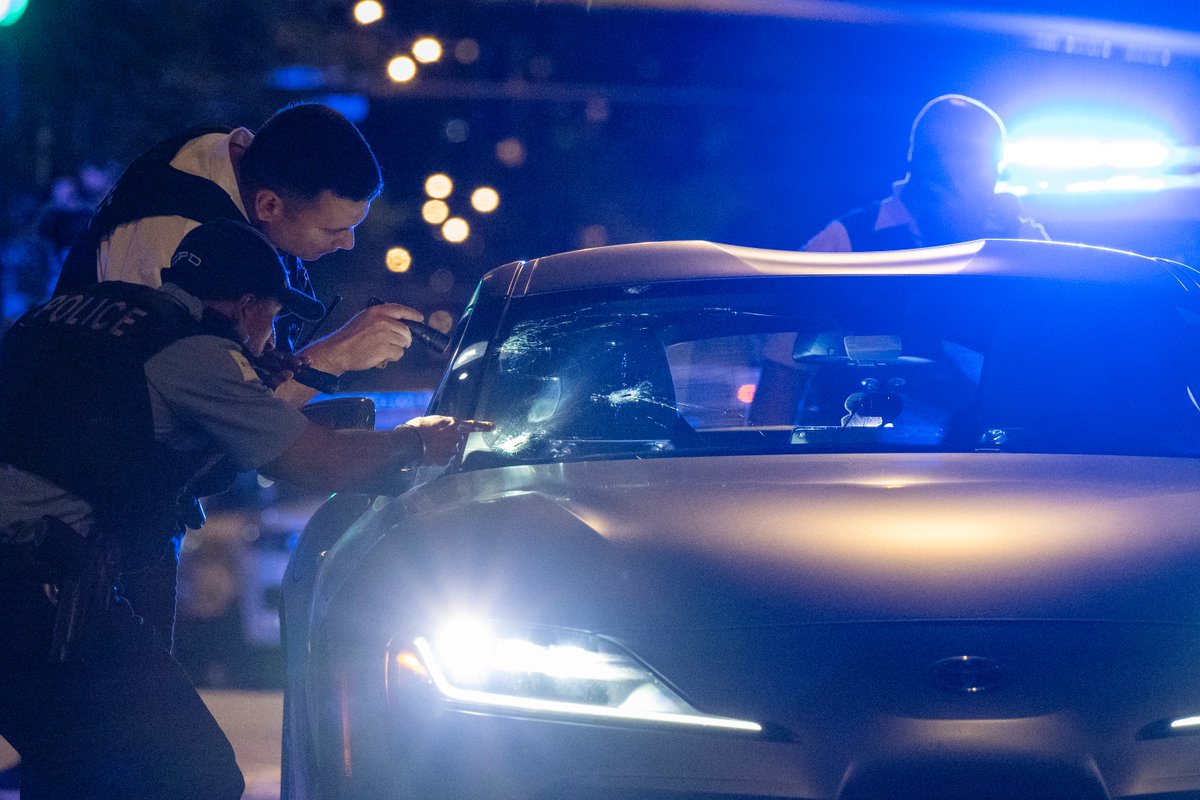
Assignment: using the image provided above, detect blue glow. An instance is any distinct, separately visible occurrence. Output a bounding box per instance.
[999,106,1195,196]
[1006,138,1170,170]
[268,65,327,91]
[0,0,28,27]
[308,94,370,124]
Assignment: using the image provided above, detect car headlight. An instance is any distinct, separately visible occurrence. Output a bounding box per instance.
[394,619,761,733]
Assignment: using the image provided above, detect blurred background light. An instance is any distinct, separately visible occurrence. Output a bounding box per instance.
[428,310,455,334]
[422,199,450,225]
[308,93,369,124]
[495,138,526,167]
[430,268,455,293]
[268,65,327,91]
[470,187,500,213]
[387,56,418,83]
[445,119,470,144]
[1006,138,1170,170]
[442,218,470,243]
[999,105,1192,196]
[385,247,413,273]
[579,224,608,249]
[413,37,443,64]
[454,38,481,65]
[0,0,28,26]
[353,0,383,25]
[585,96,611,124]
[425,173,453,199]
[1064,176,1168,193]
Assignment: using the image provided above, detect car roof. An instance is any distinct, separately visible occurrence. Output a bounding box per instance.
[477,239,1200,300]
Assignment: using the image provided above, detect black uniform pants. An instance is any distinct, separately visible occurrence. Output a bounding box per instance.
[0,573,244,800]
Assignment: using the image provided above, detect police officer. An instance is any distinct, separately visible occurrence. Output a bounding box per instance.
[805,94,1048,252]
[0,219,490,800]
[56,102,423,403]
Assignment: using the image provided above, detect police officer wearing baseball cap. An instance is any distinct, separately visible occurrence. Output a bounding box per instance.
[0,219,490,799]
[167,217,326,322]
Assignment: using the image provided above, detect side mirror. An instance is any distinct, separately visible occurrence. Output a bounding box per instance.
[300,397,376,430]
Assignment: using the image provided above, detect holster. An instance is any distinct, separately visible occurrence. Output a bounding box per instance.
[48,525,115,664]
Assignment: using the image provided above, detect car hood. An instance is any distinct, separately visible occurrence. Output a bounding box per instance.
[382,453,1200,629]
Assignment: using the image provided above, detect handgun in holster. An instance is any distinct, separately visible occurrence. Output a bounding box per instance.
[48,523,115,664]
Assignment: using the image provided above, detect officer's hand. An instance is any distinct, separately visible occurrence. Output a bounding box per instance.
[404,416,495,465]
[298,303,422,374]
[254,350,309,389]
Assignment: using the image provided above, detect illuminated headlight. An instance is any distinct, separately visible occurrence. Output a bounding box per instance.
[398,619,761,733]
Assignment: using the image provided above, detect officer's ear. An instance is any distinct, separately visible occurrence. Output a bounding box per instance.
[252,189,286,222]
[232,293,261,320]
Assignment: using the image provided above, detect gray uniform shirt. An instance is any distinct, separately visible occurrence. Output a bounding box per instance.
[0,285,308,536]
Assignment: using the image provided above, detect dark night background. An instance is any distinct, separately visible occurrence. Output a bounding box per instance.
[4,0,1200,390]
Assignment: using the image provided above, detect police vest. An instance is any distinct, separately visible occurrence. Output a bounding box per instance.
[55,127,316,352]
[0,282,240,545]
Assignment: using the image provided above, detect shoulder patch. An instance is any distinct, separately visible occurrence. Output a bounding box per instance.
[227,349,259,382]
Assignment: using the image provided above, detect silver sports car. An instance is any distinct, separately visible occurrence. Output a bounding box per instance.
[282,239,1200,800]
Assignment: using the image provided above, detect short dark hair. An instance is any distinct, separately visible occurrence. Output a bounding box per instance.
[239,103,383,204]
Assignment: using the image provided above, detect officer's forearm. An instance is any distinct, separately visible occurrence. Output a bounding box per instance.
[259,422,424,492]
[272,377,320,408]
[294,336,350,376]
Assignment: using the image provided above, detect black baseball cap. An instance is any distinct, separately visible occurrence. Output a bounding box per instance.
[165,219,325,321]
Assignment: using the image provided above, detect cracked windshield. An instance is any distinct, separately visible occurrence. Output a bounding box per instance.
[462,275,1200,466]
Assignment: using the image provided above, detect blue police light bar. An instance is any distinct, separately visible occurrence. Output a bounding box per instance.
[999,107,1199,196]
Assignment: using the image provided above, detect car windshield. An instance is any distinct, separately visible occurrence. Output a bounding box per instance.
[458,274,1200,467]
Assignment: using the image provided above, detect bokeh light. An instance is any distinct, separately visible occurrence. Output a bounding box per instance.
[445,119,470,143]
[495,138,527,167]
[585,96,610,124]
[422,199,450,224]
[387,56,418,83]
[413,37,443,64]
[442,218,470,243]
[0,0,29,26]
[430,269,455,293]
[386,247,413,273]
[454,39,481,64]
[579,224,608,248]
[470,187,500,213]
[428,310,455,334]
[425,173,453,199]
[353,0,383,25]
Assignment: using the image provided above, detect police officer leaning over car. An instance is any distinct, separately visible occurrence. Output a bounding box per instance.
[0,219,491,800]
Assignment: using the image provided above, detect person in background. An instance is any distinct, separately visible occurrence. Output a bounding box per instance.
[0,220,490,800]
[805,94,1048,252]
